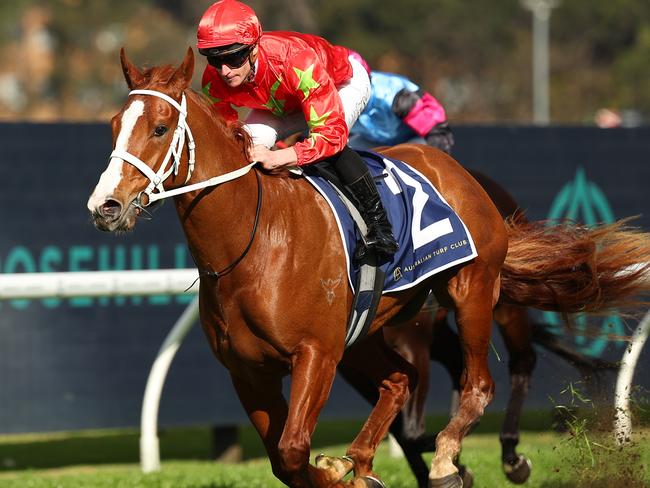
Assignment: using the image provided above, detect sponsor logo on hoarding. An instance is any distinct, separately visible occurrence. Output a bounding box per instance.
[0,243,194,309]
[543,167,625,358]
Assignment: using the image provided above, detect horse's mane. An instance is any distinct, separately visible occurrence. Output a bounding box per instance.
[187,88,253,159]
[136,64,252,159]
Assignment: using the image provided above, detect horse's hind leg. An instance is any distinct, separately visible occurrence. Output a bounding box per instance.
[340,331,417,484]
[429,267,497,488]
[429,310,476,487]
[494,304,535,484]
[386,312,435,441]
[430,310,464,418]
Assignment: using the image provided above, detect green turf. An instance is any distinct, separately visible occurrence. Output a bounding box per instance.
[0,411,647,487]
[0,431,648,487]
[0,411,553,470]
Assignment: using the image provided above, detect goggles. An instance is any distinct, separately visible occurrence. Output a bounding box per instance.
[200,45,253,70]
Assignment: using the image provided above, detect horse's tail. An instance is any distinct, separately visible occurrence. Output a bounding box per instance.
[531,321,618,370]
[499,218,650,314]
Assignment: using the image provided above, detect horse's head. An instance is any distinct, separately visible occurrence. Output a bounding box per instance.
[87,47,195,232]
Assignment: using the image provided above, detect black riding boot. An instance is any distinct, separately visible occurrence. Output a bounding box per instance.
[344,171,399,261]
[328,146,398,262]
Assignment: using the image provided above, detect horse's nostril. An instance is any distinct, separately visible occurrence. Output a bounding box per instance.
[99,199,122,221]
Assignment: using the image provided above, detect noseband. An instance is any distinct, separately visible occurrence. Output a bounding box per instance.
[110,89,256,205]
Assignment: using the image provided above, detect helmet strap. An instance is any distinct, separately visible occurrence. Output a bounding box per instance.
[245,44,258,83]
[246,59,256,83]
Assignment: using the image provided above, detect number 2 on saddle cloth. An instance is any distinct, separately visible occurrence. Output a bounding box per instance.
[301,149,478,347]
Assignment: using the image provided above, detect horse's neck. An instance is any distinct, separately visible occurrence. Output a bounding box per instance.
[173,92,260,272]
[173,91,337,282]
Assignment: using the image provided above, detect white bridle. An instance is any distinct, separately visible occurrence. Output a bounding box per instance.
[110,89,256,205]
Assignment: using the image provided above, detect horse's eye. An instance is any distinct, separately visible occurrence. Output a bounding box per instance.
[154,125,168,137]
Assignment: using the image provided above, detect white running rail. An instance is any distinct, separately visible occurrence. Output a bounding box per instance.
[0,269,200,473]
[0,269,198,298]
[2,270,649,466]
[140,295,199,472]
[614,309,650,444]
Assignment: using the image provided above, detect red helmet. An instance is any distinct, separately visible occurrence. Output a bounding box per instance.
[197,0,262,50]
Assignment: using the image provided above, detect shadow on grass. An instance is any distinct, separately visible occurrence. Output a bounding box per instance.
[0,427,211,471]
[0,410,557,472]
[540,481,648,488]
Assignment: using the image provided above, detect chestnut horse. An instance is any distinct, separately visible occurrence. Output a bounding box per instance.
[340,170,617,488]
[87,48,650,488]
[273,133,620,485]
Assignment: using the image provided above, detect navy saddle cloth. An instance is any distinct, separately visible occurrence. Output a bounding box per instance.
[302,150,477,293]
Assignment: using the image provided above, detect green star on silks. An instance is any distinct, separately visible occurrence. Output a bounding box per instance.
[293,64,320,100]
[263,78,286,117]
[201,82,221,104]
[307,105,332,134]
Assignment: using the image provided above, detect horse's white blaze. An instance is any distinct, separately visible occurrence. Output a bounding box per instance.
[87,100,145,211]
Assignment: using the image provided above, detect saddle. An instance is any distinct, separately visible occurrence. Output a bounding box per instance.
[301,149,478,347]
[303,160,386,348]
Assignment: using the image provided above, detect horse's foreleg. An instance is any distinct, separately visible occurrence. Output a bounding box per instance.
[494,304,535,484]
[341,332,417,481]
[229,374,291,482]
[429,276,495,488]
[352,317,435,488]
[279,341,344,488]
[231,368,341,488]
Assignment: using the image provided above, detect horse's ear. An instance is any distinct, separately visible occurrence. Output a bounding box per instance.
[171,47,195,90]
[120,47,145,89]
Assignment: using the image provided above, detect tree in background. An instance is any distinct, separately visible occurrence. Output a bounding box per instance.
[552,0,650,123]
[0,0,647,124]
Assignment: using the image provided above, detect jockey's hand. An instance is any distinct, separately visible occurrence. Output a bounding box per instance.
[250,145,298,172]
[425,122,454,155]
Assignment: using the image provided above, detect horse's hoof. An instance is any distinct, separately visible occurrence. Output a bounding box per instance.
[503,454,532,484]
[458,465,474,488]
[314,453,355,478]
[429,472,463,488]
[315,452,326,467]
[362,475,387,488]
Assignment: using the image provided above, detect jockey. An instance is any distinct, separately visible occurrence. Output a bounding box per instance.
[197,0,398,262]
[349,71,454,154]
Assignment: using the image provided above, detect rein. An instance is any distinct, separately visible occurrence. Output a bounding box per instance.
[196,168,263,281]
[113,88,261,279]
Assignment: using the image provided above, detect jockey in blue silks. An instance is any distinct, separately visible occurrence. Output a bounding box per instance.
[349,71,454,154]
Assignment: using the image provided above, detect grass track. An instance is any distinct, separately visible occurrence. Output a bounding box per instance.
[0,413,647,487]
